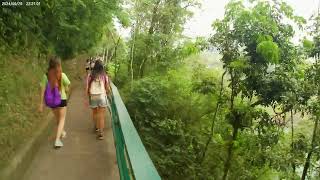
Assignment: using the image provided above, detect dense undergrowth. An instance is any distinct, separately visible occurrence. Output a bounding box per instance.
[0,55,46,168]
[119,54,317,179]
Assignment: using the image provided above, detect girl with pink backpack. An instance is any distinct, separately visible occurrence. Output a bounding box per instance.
[38,56,71,148]
[86,60,111,140]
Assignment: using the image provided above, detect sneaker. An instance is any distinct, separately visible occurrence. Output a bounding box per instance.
[61,131,67,139]
[93,126,99,133]
[54,139,64,148]
[97,130,104,140]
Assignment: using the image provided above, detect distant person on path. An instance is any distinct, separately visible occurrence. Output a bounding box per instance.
[38,56,71,148]
[85,58,90,74]
[86,60,111,140]
[90,58,95,70]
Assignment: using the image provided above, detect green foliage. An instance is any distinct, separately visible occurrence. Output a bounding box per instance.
[209,0,320,179]
[302,39,314,55]
[124,75,197,179]
[229,58,249,70]
[0,0,125,59]
[256,35,273,44]
[126,0,201,78]
[118,0,320,179]
[308,14,320,57]
[121,61,224,179]
[0,57,44,169]
[256,40,280,64]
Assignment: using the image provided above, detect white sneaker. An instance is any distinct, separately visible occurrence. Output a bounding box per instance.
[61,131,67,139]
[54,139,64,148]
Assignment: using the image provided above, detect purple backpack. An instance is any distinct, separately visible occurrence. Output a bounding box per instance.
[44,79,61,108]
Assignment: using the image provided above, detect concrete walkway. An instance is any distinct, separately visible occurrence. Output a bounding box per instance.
[23,85,119,180]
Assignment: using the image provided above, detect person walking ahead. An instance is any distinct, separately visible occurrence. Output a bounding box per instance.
[39,56,71,148]
[85,59,90,74]
[86,60,111,140]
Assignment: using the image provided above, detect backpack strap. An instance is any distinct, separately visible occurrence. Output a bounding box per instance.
[87,74,92,94]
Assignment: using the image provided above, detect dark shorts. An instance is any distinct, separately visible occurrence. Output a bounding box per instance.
[52,100,67,108]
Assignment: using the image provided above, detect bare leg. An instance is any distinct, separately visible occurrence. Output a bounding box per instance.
[54,107,66,141]
[92,108,98,129]
[52,109,60,125]
[105,108,111,128]
[95,107,105,140]
[97,107,105,130]
[51,109,60,140]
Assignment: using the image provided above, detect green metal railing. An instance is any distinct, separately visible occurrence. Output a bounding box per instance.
[110,83,161,180]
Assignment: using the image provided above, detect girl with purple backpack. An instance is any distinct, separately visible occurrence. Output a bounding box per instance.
[38,56,71,148]
[86,60,111,140]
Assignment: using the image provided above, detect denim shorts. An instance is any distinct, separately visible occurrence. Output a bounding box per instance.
[89,95,109,108]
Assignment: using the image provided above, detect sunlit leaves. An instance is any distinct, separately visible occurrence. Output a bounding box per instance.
[256,35,273,44]
[229,58,249,70]
[256,40,280,64]
[302,39,315,56]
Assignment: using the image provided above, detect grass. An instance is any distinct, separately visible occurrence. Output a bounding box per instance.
[0,55,47,168]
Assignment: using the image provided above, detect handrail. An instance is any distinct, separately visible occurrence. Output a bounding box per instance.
[110,83,161,180]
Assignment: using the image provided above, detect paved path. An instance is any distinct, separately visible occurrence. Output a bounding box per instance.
[23,84,119,180]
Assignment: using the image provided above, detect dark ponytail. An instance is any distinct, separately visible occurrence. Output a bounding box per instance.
[88,60,105,93]
[90,60,104,80]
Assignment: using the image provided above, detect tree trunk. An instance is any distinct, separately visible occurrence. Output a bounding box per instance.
[109,37,121,62]
[103,48,107,65]
[26,32,28,50]
[301,118,318,180]
[130,22,137,91]
[291,110,296,177]
[130,43,135,90]
[148,0,161,35]
[139,58,146,78]
[139,0,160,78]
[113,40,121,82]
[106,49,109,65]
[223,125,239,180]
[199,71,226,163]
[223,71,238,180]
